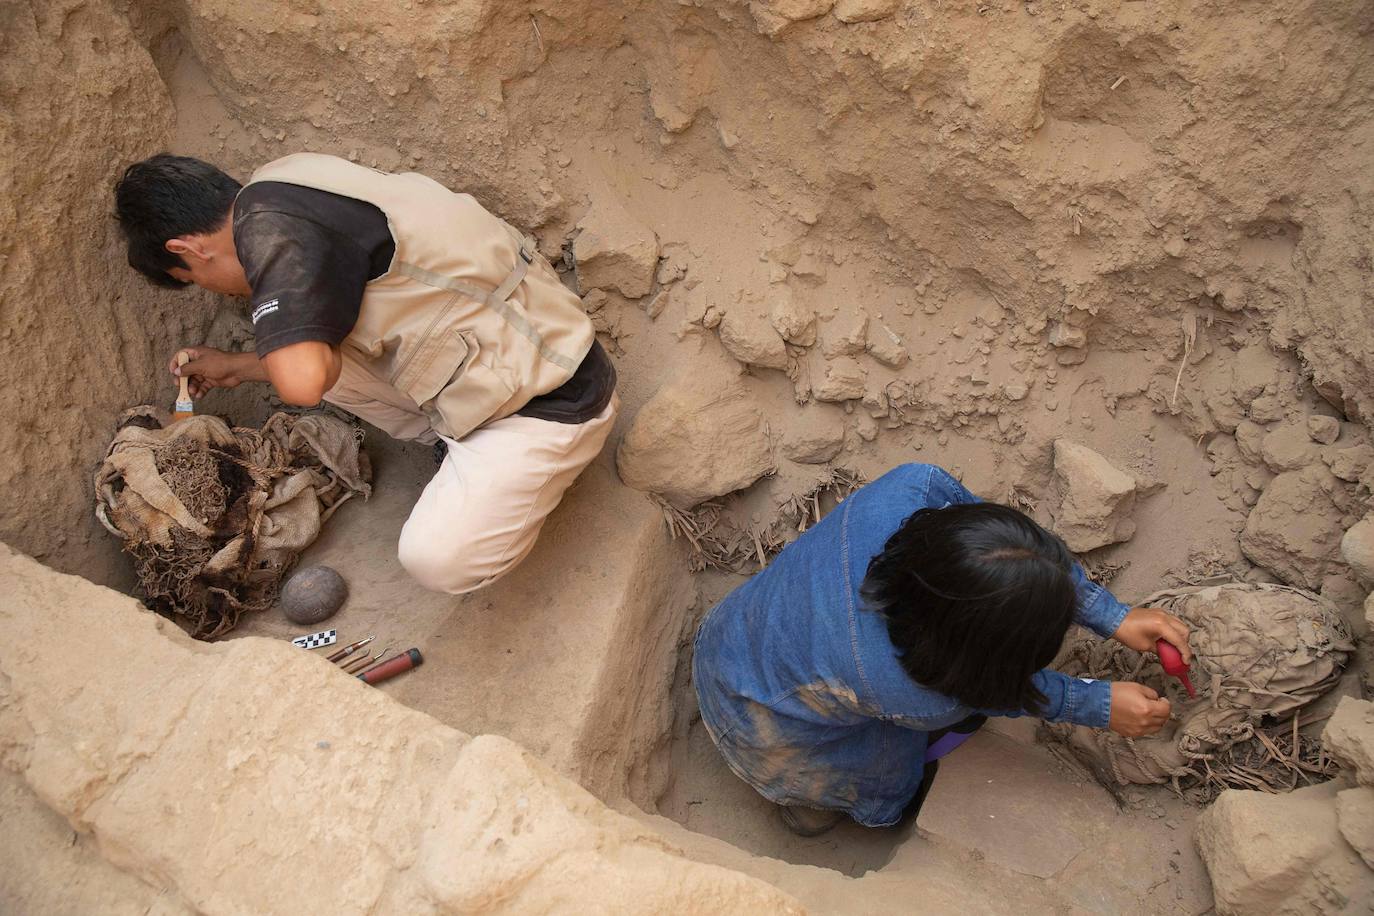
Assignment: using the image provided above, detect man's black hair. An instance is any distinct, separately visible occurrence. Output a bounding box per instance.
[861,502,1079,714]
[113,154,241,288]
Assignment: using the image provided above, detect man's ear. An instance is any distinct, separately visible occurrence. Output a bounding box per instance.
[165,236,204,263]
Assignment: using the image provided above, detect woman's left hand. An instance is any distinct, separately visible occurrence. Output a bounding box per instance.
[1113,607,1192,666]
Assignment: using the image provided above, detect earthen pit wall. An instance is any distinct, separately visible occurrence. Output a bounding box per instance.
[0,545,804,914]
[0,1,215,582]
[155,0,1374,422]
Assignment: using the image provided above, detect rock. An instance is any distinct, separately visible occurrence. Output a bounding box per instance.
[1261,423,1319,472]
[1004,382,1029,401]
[1234,420,1267,463]
[573,197,659,299]
[1051,440,1138,552]
[813,357,867,402]
[1325,443,1374,483]
[782,415,845,464]
[768,290,817,347]
[1309,415,1342,445]
[1336,788,1374,870]
[616,373,774,508]
[866,321,909,368]
[1341,516,1374,583]
[854,414,878,442]
[1196,781,1374,916]
[820,311,868,358]
[750,0,835,34]
[833,0,899,22]
[1324,697,1374,786]
[280,565,348,625]
[1239,468,1345,589]
[719,307,789,370]
[1048,322,1087,349]
[1249,394,1286,423]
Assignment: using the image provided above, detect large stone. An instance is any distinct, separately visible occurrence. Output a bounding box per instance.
[820,310,869,358]
[782,412,846,464]
[1240,467,1345,589]
[1340,515,1374,583]
[1196,782,1374,915]
[1051,440,1138,552]
[813,356,867,402]
[866,321,910,368]
[1325,443,1374,483]
[1325,697,1374,787]
[769,289,817,347]
[719,306,789,370]
[1309,415,1342,445]
[573,196,660,299]
[1261,423,1320,472]
[617,372,774,508]
[750,0,835,34]
[833,0,900,23]
[1336,788,1374,870]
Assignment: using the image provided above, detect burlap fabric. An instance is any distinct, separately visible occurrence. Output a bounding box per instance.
[95,407,370,638]
[1048,582,1354,799]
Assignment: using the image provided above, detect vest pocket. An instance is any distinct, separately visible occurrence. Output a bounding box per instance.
[399,329,516,440]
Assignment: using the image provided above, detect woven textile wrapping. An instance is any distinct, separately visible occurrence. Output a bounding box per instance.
[1048,582,1353,800]
[95,407,370,638]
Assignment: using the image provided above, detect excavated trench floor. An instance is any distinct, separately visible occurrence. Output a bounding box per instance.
[133,26,1275,909]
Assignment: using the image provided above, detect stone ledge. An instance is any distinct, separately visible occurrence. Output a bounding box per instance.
[0,545,800,915]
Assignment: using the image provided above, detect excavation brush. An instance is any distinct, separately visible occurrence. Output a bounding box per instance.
[172,350,194,422]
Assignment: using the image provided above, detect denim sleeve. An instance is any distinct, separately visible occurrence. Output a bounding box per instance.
[1027,669,1113,728]
[922,465,980,507]
[1070,564,1131,639]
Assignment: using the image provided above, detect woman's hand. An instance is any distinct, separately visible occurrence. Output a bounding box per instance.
[1113,607,1192,665]
[1109,682,1172,737]
[170,346,266,398]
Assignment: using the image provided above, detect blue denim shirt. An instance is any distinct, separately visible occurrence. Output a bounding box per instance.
[692,463,1129,827]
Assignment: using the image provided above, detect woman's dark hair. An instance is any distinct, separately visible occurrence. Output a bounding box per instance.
[861,501,1079,714]
[113,154,241,288]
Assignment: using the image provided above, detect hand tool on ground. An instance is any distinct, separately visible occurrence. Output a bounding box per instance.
[343,645,389,674]
[172,350,194,422]
[292,628,337,649]
[1156,638,1196,698]
[358,648,423,686]
[326,635,374,663]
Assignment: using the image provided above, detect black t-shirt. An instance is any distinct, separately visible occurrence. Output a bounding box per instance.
[233,181,614,425]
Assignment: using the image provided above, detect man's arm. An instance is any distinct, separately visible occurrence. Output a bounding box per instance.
[261,340,342,406]
[173,341,341,406]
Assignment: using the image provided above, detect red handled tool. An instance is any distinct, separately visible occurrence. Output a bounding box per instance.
[1156,638,1196,698]
[359,648,422,686]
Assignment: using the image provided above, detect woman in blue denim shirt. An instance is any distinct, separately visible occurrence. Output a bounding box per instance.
[693,463,1192,837]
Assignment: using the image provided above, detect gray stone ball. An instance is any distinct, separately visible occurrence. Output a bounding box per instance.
[281,565,348,625]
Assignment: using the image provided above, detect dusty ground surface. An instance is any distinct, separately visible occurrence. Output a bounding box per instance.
[3,0,1373,912]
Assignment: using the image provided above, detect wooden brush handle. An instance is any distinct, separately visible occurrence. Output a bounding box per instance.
[176,350,191,403]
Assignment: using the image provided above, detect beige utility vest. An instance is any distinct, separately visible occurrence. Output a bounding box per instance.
[245,153,594,444]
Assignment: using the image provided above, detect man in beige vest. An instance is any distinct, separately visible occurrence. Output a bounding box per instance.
[114,153,617,594]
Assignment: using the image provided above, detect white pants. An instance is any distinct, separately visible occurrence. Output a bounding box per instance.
[396,397,618,594]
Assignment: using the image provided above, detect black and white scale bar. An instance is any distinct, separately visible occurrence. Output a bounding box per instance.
[292,629,338,649]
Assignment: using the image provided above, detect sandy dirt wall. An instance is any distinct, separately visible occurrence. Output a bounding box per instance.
[0,0,226,581]
[0,544,803,914]
[148,0,1374,420]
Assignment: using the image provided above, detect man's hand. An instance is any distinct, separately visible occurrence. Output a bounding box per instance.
[1113,607,1192,666]
[1109,682,1172,737]
[170,346,267,398]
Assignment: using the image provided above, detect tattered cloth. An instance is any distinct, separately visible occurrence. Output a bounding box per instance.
[1047,582,1354,802]
[95,407,371,639]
